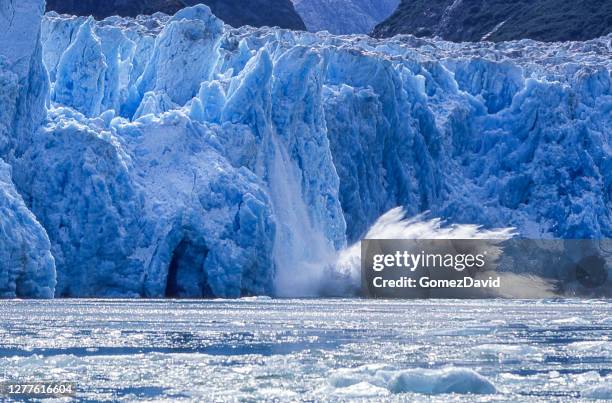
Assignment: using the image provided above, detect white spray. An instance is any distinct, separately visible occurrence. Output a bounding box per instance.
[268,134,337,297]
[272,206,556,298]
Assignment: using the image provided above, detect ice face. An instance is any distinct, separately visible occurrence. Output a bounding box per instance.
[0,160,55,298]
[0,0,48,159]
[14,108,276,298]
[53,18,107,117]
[0,0,54,298]
[135,6,224,107]
[2,3,612,297]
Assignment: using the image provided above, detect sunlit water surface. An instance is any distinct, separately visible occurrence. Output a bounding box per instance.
[0,299,610,401]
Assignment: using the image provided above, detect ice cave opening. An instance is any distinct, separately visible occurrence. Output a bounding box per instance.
[165,239,212,298]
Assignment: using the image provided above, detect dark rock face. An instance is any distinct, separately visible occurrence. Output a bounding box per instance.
[46,0,183,19]
[372,0,612,42]
[46,0,306,30]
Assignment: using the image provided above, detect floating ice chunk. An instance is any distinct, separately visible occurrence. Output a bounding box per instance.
[583,383,612,400]
[328,363,392,388]
[550,317,591,326]
[473,344,544,363]
[386,367,497,395]
[239,296,272,301]
[329,365,497,396]
[331,382,390,398]
[566,341,612,355]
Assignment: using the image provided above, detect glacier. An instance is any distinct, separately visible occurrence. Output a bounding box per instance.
[0,1,610,298]
[0,160,55,298]
[0,0,55,298]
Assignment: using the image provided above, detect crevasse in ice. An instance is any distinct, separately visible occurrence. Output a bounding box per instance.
[1,2,610,297]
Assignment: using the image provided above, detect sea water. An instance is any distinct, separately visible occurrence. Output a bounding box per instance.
[0,299,610,401]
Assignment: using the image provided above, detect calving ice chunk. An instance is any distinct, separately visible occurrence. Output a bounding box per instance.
[1,1,610,298]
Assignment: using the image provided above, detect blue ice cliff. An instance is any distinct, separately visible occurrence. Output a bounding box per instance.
[0,160,55,298]
[0,0,55,298]
[0,1,610,297]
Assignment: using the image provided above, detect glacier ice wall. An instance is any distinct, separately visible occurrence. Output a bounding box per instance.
[0,0,55,298]
[0,0,48,159]
[52,18,107,117]
[0,160,55,298]
[3,3,611,297]
[14,107,276,297]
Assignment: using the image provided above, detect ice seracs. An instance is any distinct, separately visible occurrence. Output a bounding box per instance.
[135,6,224,107]
[53,18,107,117]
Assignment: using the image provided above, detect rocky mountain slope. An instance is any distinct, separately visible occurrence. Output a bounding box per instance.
[373,0,612,41]
[292,0,399,34]
[46,0,306,30]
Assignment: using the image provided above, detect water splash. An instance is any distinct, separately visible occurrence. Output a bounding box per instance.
[322,208,556,298]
